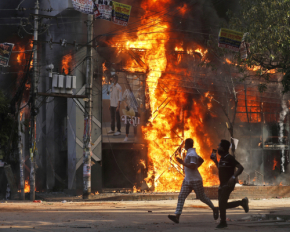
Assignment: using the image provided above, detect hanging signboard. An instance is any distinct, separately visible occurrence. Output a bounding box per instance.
[0,43,14,67]
[218,28,243,52]
[71,0,94,14]
[112,1,131,26]
[93,0,113,21]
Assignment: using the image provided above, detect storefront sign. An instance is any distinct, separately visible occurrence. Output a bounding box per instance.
[218,28,243,52]
[112,1,131,26]
[71,0,94,14]
[0,43,14,67]
[94,0,112,21]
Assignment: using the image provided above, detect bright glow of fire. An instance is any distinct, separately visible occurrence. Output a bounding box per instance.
[110,0,219,192]
[225,58,276,73]
[102,63,108,85]
[61,54,73,75]
[273,157,278,170]
[15,45,26,64]
[177,3,188,16]
[139,159,146,169]
[237,94,261,123]
[24,180,30,193]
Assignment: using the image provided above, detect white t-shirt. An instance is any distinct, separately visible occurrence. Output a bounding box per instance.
[110,83,122,107]
[184,148,202,182]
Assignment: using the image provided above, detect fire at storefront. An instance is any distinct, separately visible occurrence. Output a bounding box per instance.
[1,0,290,200]
[97,0,290,192]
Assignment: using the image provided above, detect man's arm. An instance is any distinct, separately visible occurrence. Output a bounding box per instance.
[183,162,197,170]
[233,163,244,178]
[227,163,244,187]
[176,157,197,170]
[210,155,218,167]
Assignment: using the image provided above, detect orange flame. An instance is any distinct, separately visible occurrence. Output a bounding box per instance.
[279,182,283,186]
[225,58,276,73]
[20,109,24,121]
[273,157,278,170]
[177,3,188,16]
[111,0,218,192]
[24,180,30,193]
[139,159,146,169]
[16,46,25,64]
[237,94,261,123]
[61,54,73,75]
[102,63,108,85]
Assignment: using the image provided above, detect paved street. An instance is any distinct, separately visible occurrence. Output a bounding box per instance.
[0,198,290,231]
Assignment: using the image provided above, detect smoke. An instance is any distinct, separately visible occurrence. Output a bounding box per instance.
[279,93,289,173]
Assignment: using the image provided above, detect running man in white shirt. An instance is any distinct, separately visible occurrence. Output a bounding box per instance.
[108,74,122,136]
[168,138,219,223]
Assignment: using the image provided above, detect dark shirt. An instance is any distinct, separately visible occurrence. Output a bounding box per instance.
[218,154,240,187]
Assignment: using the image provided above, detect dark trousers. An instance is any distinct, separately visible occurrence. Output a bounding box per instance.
[218,185,242,222]
[126,112,138,135]
[110,106,121,132]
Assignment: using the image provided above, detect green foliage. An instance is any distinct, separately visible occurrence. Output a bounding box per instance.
[229,0,290,67]
[209,0,290,92]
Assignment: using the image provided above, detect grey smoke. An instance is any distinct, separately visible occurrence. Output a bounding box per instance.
[279,94,288,173]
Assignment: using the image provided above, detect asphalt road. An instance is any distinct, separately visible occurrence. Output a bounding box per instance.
[0,198,290,231]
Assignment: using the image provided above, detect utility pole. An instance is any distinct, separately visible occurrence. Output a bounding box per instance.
[83,14,93,199]
[18,113,25,200]
[30,0,39,201]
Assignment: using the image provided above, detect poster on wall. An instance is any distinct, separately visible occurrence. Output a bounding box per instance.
[93,0,113,21]
[0,43,14,67]
[218,28,244,52]
[71,0,94,14]
[101,72,146,143]
[112,1,131,26]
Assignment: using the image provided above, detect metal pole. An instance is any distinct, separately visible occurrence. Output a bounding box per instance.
[18,113,25,200]
[83,14,93,199]
[30,0,39,201]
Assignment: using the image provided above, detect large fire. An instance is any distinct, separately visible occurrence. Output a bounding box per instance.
[237,93,261,123]
[111,0,219,191]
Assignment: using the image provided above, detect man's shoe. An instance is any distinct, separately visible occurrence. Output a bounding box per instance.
[114,131,121,136]
[168,215,179,224]
[216,221,227,229]
[242,197,249,213]
[213,207,219,220]
[107,130,115,134]
[123,137,128,142]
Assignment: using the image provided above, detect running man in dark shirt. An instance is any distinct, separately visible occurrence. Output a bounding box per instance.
[211,139,249,229]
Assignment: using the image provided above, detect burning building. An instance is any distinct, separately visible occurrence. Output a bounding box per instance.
[4,0,289,197]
